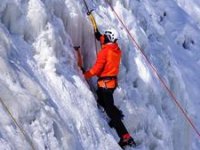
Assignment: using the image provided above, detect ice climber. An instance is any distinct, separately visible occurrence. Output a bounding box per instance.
[83,12,137,148]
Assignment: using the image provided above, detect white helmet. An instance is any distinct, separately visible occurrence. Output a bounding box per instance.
[104,28,119,42]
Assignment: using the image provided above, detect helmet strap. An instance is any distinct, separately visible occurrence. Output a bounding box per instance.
[104,34,112,44]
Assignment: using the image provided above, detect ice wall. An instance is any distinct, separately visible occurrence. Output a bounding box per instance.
[0,0,200,150]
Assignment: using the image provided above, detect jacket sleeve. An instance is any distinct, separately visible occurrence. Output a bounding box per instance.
[84,49,106,79]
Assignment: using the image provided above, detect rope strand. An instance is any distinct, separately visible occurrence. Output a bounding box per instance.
[0,97,35,150]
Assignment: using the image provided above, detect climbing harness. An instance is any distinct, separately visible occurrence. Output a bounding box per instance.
[104,0,200,139]
[98,76,118,89]
[0,97,35,150]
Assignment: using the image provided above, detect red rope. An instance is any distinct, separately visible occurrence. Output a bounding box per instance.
[105,1,200,138]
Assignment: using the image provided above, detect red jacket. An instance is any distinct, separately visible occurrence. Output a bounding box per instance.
[84,42,121,88]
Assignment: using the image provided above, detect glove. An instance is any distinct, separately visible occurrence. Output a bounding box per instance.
[81,67,85,73]
[84,70,93,79]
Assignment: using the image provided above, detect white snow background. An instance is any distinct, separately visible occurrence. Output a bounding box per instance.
[0,0,200,150]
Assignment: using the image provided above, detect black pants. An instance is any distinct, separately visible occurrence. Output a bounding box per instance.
[96,87,128,138]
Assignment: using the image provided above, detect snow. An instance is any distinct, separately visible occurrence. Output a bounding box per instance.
[0,0,200,150]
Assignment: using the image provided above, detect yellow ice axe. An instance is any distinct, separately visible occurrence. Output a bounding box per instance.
[87,10,98,32]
